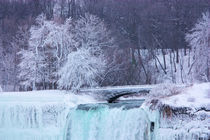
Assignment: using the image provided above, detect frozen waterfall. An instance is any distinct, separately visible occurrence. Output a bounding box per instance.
[1,90,208,140]
[0,92,152,140]
[64,100,151,140]
[0,102,69,140]
[0,91,75,140]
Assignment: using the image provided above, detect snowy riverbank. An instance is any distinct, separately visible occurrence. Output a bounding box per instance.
[0,83,209,140]
[144,83,210,140]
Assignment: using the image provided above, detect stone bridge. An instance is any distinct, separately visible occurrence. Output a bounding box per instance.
[79,85,155,103]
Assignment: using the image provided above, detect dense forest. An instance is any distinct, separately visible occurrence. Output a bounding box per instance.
[0,0,209,91]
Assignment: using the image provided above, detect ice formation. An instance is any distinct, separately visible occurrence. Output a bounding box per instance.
[0,90,97,140]
[0,83,209,140]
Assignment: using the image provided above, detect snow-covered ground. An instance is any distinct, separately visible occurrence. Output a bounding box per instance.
[0,90,97,107]
[145,83,210,140]
[160,83,210,110]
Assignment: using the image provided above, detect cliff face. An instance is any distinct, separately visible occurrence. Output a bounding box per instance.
[145,83,210,140]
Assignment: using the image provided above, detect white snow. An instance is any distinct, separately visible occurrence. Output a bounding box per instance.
[144,83,210,140]
[0,90,98,107]
[160,83,210,109]
[80,84,155,93]
[148,83,185,98]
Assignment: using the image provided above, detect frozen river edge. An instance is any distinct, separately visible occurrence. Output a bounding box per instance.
[0,83,209,140]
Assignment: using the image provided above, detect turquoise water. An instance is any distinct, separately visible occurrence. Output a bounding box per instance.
[64,100,151,140]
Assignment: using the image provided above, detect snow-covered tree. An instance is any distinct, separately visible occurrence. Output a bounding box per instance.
[44,18,75,66]
[18,14,75,89]
[186,11,210,82]
[58,48,106,90]
[13,25,30,50]
[11,25,30,90]
[74,13,115,54]
[41,17,75,88]
[18,13,114,90]
[57,13,115,90]
[18,15,47,90]
[18,48,38,89]
[18,14,51,90]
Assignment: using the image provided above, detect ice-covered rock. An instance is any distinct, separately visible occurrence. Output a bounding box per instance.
[145,83,210,140]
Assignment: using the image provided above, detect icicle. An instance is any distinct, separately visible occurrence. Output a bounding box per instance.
[0,102,68,140]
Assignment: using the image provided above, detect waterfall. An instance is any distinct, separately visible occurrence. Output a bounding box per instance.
[2,96,208,140]
[0,91,209,140]
[64,100,151,140]
[0,92,152,140]
[0,102,69,140]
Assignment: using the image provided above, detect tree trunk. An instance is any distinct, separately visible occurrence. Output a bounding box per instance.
[131,48,136,66]
[184,47,187,56]
[176,49,179,63]
[173,51,177,72]
[162,49,166,70]
[207,57,209,81]
[137,49,150,84]
[151,51,167,74]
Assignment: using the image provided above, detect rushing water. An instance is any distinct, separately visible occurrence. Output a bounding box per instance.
[64,100,151,140]
[0,99,152,140]
[1,97,208,140]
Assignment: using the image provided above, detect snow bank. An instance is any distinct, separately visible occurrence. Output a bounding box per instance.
[0,90,98,107]
[148,83,184,98]
[161,83,210,109]
[145,83,210,140]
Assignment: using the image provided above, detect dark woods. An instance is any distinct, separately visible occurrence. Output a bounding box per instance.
[0,0,209,91]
